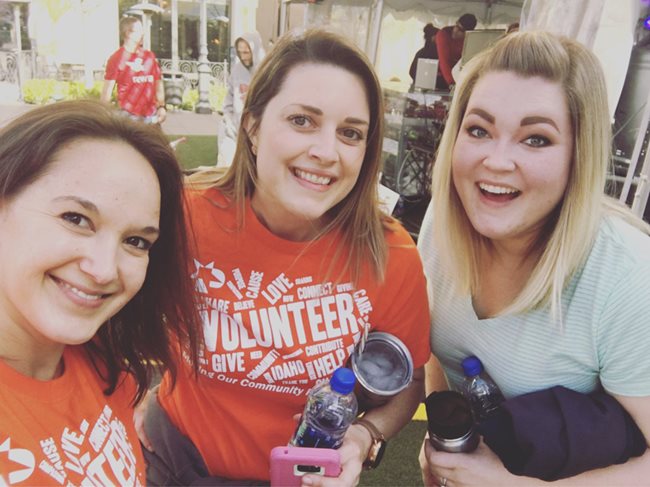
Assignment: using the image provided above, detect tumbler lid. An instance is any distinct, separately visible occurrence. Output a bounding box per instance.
[330,367,356,394]
[425,390,474,439]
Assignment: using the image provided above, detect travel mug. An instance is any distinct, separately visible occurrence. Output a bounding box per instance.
[425,390,479,453]
[350,332,413,411]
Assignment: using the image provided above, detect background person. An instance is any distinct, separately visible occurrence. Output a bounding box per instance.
[138,29,431,486]
[506,21,520,34]
[418,31,650,485]
[435,13,477,90]
[0,100,200,485]
[101,16,167,124]
[218,31,265,167]
[409,23,439,84]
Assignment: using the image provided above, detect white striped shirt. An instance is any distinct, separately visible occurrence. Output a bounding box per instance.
[418,207,650,399]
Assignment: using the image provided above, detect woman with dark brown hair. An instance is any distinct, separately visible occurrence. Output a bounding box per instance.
[0,100,199,485]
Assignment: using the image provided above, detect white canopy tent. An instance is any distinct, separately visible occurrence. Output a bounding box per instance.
[279,0,524,86]
[382,0,523,25]
[375,0,523,87]
[279,0,648,217]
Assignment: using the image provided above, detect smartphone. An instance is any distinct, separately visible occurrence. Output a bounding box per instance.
[269,446,341,487]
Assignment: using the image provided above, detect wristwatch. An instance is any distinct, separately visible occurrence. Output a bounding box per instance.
[354,418,387,470]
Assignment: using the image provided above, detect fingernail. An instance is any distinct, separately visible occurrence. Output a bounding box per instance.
[302,476,313,486]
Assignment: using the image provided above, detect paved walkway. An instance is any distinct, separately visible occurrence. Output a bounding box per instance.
[161,108,220,136]
[0,101,221,136]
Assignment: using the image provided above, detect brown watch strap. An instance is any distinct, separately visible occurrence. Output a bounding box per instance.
[354,418,387,469]
[354,417,385,442]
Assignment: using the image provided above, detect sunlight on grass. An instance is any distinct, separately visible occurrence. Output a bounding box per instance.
[168,135,217,170]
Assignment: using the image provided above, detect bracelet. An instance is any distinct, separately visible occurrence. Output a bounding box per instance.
[157,105,166,110]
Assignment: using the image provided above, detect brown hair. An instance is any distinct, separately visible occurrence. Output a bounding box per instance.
[0,100,200,403]
[119,16,141,43]
[189,29,394,282]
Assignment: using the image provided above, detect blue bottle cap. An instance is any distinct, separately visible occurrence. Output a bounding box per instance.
[330,367,356,394]
[461,356,484,377]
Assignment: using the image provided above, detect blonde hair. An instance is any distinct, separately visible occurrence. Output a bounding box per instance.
[189,29,394,282]
[431,31,648,318]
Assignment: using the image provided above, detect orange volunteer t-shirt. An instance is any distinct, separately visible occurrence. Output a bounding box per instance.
[0,346,146,486]
[158,188,431,481]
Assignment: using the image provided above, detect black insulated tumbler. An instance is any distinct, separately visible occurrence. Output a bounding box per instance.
[425,390,479,453]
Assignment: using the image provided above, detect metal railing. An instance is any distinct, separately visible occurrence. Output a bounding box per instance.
[0,51,228,89]
[158,58,228,91]
[0,50,106,84]
[0,50,40,83]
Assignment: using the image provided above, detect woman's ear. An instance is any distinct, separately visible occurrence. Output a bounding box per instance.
[243,115,258,155]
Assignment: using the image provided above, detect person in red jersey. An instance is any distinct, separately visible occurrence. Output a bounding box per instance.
[101,16,166,124]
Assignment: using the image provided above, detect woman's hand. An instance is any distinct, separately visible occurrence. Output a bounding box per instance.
[419,435,534,487]
[300,423,371,487]
[133,386,158,452]
[419,434,438,486]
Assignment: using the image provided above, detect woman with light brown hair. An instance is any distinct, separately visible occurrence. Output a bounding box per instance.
[138,29,431,486]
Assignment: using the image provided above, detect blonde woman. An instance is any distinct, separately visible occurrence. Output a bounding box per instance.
[418,31,650,485]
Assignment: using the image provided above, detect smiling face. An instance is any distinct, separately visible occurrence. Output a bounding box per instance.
[451,71,573,249]
[0,138,160,359]
[248,63,370,241]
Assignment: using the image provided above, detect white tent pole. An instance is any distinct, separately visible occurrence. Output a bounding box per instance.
[368,0,384,64]
[619,87,650,204]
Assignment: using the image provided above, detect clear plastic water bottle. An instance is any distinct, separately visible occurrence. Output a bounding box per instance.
[460,356,505,422]
[290,367,358,449]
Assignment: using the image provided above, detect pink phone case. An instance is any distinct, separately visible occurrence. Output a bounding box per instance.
[270,446,341,487]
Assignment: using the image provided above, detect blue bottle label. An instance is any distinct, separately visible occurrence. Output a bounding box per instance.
[292,423,342,449]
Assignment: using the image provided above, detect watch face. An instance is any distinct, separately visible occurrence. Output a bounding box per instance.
[366,440,387,469]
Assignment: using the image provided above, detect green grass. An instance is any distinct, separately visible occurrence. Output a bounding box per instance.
[360,420,427,487]
[167,135,217,170]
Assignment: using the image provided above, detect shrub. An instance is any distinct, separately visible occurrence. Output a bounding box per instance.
[210,82,227,112]
[178,83,227,112]
[22,79,104,104]
[84,81,104,100]
[22,79,58,104]
[67,80,103,100]
[22,78,225,112]
[180,88,199,111]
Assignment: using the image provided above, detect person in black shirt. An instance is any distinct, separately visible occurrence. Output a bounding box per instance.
[409,23,439,82]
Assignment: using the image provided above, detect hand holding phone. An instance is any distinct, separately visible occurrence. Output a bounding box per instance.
[270,446,341,486]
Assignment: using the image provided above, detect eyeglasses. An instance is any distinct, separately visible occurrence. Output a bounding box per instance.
[455,23,466,33]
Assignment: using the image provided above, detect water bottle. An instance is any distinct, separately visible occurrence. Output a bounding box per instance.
[460,356,505,422]
[290,367,358,449]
